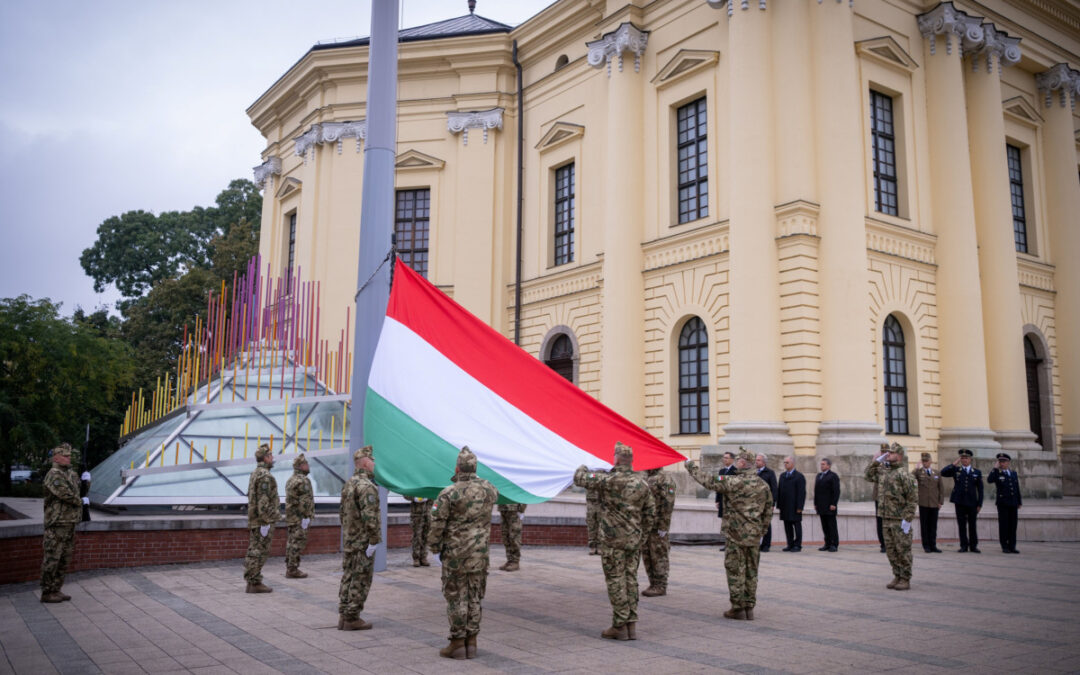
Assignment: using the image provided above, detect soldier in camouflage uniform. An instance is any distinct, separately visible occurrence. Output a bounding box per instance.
[686,448,772,620]
[244,443,280,593]
[642,467,676,597]
[338,445,381,630]
[40,444,81,603]
[429,447,499,659]
[586,482,602,554]
[573,442,657,641]
[498,502,526,571]
[864,443,918,590]
[406,496,432,567]
[284,453,314,578]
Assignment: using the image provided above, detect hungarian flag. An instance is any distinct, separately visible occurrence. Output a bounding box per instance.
[365,259,686,503]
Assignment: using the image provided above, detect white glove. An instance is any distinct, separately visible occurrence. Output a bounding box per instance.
[300,518,310,530]
[875,454,887,463]
[657,530,667,538]
[81,471,91,481]
[900,520,911,534]
[81,497,89,505]
[260,525,270,537]
[433,552,441,566]
[365,543,378,557]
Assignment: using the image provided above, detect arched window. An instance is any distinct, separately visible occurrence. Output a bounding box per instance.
[883,315,908,435]
[545,334,574,383]
[678,317,709,434]
[1024,336,1043,446]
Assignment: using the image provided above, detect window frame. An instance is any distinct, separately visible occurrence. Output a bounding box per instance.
[1006,143,1029,253]
[676,316,710,435]
[870,90,899,218]
[882,314,909,435]
[394,188,431,278]
[553,162,575,266]
[675,97,708,225]
[285,211,297,293]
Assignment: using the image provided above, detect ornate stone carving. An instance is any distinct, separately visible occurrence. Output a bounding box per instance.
[319,120,367,154]
[775,200,820,239]
[642,222,729,272]
[1035,63,1080,109]
[517,262,602,305]
[969,23,1021,74]
[446,108,503,145]
[252,157,282,190]
[294,125,321,163]
[866,218,937,266]
[1017,258,1055,292]
[917,2,984,57]
[586,23,649,77]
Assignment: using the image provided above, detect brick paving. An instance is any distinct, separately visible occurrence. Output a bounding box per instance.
[1,542,1078,674]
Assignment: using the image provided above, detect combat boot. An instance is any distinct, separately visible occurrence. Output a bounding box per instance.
[601,625,629,640]
[338,615,345,630]
[886,577,899,589]
[286,568,308,579]
[413,560,421,567]
[625,622,637,640]
[40,592,64,603]
[893,578,910,591]
[500,561,519,572]
[723,608,747,620]
[341,616,372,630]
[439,638,466,659]
[465,634,478,659]
[58,591,72,601]
[419,559,430,567]
[744,608,754,621]
[245,582,273,593]
[642,585,666,597]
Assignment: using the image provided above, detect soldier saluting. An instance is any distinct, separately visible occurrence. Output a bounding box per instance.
[865,443,918,590]
[940,448,983,553]
[40,443,82,603]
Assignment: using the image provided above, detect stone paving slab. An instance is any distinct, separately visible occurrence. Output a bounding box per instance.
[1,542,1078,674]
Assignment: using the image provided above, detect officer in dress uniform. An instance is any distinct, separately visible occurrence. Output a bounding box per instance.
[987,453,1022,554]
[939,448,983,553]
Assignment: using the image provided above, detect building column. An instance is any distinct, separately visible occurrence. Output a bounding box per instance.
[1036,64,1080,462]
[587,22,648,423]
[917,3,1000,457]
[963,25,1040,456]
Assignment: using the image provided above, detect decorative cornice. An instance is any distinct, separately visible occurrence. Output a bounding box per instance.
[705,0,851,17]
[535,122,585,152]
[1017,257,1055,292]
[855,37,919,74]
[917,2,984,57]
[1003,96,1044,127]
[294,125,321,163]
[395,149,445,171]
[643,222,729,272]
[775,200,820,239]
[446,108,503,145]
[292,120,368,163]
[969,23,1021,74]
[516,261,602,306]
[1035,63,1080,110]
[586,23,649,77]
[252,157,281,190]
[865,218,937,266]
[651,49,720,88]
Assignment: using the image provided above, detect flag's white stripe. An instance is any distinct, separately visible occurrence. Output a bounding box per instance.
[368,317,611,498]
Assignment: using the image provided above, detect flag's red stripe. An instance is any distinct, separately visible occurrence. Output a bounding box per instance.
[385,260,686,469]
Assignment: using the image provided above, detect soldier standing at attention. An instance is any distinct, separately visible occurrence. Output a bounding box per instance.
[429,447,498,659]
[987,453,1022,554]
[284,453,314,578]
[940,448,984,553]
[40,443,81,603]
[642,467,676,597]
[573,442,657,641]
[244,443,279,593]
[686,449,772,620]
[406,496,432,567]
[586,480,603,555]
[912,452,944,553]
[864,443,918,590]
[498,502,526,571]
[338,445,381,631]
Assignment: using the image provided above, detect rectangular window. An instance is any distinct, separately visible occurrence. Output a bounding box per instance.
[1007,144,1028,253]
[554,163,575,266]
[676,97,708,224]
[395,188,430,278]
[870,91,898,217]
[286,213,296,292]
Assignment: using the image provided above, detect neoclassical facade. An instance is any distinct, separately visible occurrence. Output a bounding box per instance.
[247,0,1080,499]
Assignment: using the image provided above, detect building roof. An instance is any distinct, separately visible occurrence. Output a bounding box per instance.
[311,13,512,52]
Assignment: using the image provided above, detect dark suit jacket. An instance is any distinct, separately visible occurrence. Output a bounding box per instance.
[814,470,841,513]
[777,469,806,522]
[940,463,984,508]
[987,468,1022,507]
[757,466,778,505]
[715,464,738,517]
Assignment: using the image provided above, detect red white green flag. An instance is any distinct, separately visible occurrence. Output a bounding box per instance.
[365,259,687,503]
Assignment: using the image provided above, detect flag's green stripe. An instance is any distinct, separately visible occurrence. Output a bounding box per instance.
[364,388,543,505]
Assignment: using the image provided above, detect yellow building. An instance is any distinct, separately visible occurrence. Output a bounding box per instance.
[247,0,1080,498]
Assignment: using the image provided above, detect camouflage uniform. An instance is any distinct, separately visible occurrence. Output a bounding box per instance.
[339,446,381,620]
[429,447,498,641]
[41,445,81,600]
[573,444,657,630]
[865,447,918,584]
[244,445,280,586]
[642,468,677,594]
[407,497,432,565]
[498,502,526,566]
[686,451,772,613]
[586,483,602,552]
[285,454,315,575]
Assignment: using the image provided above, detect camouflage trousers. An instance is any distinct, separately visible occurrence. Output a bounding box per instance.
[40,523,76,594]
[500,509,522,563]
[724,543,761,610]
[600,546,641,626]
[586,499,600,549]
[338,548,374,618]
[410,506,431,563]
[882,518,913,581]
[441,568,488,639]
[285,524,308,570]
[642,532,670,588]
[244,527,273,585]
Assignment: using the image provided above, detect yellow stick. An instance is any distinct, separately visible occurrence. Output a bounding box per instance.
[174,442,179,465]
[188,443,192,464]
[319,429,323,451]
[269,433,274,452]
[217,438,222,461]
[230,437,235,460]
[146,450,150,468]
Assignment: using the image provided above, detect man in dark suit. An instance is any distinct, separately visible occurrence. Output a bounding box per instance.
[987,453,1022,554]
[814,458,841,552]
[755,454,778,552]
[912,452,945,552]
[715,451,737,550]
[940,448,983,553]
[776,456,805,552]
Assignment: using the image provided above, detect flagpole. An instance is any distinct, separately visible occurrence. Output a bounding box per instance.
[350,0,398,573]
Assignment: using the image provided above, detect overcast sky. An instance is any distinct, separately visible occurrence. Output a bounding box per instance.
[0,0,553,315]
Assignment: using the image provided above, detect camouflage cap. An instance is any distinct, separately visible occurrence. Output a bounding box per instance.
[456,446,477,473]
[255,443,272,461]
[614,442,633,460]
[293,453,308,469]
[921,452,932,461]
[737,449,756,465]
[354,445,373,461]
[889,442,906,457]
[51,443,73,459]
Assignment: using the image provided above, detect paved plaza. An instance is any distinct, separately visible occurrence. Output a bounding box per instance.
[1,542,1078,674]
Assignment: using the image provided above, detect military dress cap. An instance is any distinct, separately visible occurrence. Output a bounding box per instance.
[255,443,272,461]
[921,452,932,461]
[614,442,633,459]
[293,453,308,469]
[958,448,974,457]
[456,446,477,472]
[996,452,1012,461]
[354,445,374,461]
